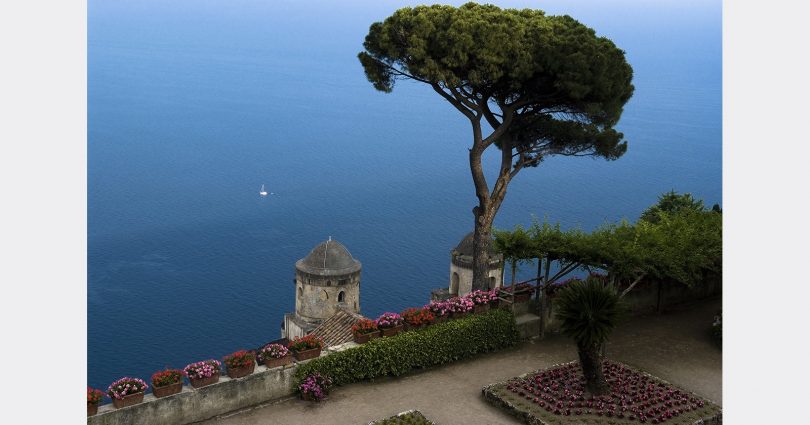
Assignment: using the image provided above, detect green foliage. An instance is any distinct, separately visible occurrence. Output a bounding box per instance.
[359,2,634,165]
[370,410,435,425]
[293,309,519,388]
[554,278,625,348]
[493,224,534,282]
[640,190,706,224]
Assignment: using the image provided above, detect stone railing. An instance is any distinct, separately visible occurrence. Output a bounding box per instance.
[88,344,355,425]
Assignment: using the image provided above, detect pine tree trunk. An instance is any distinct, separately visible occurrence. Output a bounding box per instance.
[471,210,494,292]
[578,342,610,395]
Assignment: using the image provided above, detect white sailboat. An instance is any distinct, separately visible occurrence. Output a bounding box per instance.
[259,184,268,196]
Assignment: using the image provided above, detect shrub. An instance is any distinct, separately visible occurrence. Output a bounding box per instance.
[107,377,148,399]
[352,318,379,336]
[258,343,289,362]
[288,334,324,352]
[150,369,184,387]
[294,308,519,387]
[298,372,332,401]
[183,359,221,379]
[401,307,434,327]
[376,312,404,328]
[87,387,104,405]
[223,350,256,369]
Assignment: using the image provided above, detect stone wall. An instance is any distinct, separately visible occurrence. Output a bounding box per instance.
[87,346,345,425]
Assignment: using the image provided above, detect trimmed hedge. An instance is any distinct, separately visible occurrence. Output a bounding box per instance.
[294,308,520,387]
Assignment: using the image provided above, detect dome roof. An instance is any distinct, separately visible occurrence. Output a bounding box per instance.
[453,232,500,257]
[296,239,361,276]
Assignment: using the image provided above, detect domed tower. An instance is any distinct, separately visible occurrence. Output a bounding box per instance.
[282,238,362,339]
[448,232,503,297]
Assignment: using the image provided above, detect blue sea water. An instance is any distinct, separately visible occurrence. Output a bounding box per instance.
[88,0,721,390]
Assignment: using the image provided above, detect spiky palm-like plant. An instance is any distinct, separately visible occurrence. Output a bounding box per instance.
[554,278,624,395]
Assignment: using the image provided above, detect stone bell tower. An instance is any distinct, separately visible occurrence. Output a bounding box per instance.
[281,238,362,339]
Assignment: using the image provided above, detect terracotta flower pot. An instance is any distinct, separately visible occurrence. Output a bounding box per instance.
[263,354,293,369]
[450,311,470,319]
[293,347,322,361]
[354,330,380,344]
[379,324,403,337]
[474,303,490,314]
[368,330,382,340]
[434,315,448,324]
[189,373,220,389]
[226,361,256,379]
[152,381,183,398]
[111,392,144,409]
[87,403,99,416]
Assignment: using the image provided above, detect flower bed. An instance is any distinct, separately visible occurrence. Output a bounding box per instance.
[401,307,434,329]
[483,361,721,424]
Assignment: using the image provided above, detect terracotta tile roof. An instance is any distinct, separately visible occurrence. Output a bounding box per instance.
[311,308,365,347]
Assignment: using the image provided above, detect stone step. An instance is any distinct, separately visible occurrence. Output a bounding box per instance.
[514,313,541,340]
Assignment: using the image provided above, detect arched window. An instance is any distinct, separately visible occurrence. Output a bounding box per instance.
[326,280,332,286]
[298,286,303,300]
[451,272,460,294]
[338,291,345,302]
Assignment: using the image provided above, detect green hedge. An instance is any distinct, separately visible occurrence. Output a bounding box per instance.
[294,308,520,387]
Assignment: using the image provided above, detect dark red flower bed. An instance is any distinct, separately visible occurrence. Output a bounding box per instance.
[504,361,707,424]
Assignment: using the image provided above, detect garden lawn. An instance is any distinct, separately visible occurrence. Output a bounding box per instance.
[483,361,720,425]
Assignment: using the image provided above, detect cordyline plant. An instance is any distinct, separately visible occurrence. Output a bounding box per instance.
[258,344,289,361]
[351,318,379,336]
[288,334,324,352]
[151,369,184,387]
[401,307,434,327]
[107,377,148,399]
[183,359,221,379]
[87,387,105,405]
[298,372,333,402]
[554,278,625,395]
[223,350,256,369]
[375,312,403,328]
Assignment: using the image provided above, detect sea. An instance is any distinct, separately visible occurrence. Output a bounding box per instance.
[88,0,721,390]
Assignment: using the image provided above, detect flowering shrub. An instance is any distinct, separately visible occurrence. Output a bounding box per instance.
[258,343,290,361]
[288,334,324,352]
[223,350,256,369]
[425,300,450,317]
[183,359,221,379]
[465,290,494,305]
[151,369,184,387]
[446,296,474,313]
[298,372,333,401]
[504,361,711,423]
[401,307,434,327]
[351,318,379,336]
[107,377,148,399]
[375,312,404,328]
[87,387,104,405]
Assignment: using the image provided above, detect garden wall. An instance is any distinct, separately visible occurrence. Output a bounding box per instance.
[87,349,338,425]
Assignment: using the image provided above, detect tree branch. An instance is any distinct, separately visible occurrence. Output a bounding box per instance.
[620,273,646,298]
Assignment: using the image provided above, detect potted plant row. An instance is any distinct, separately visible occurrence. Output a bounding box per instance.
[87,387,104,416]
[376,312,404,336]
[466,289,494,314]
[288,334,324,361]
[223,350,256,379]
[259,343,294,368]
[107,377,148,409]
[351,318,380,344]
[401,307,434,330]
[184,359,221,388]
[151,369,185,397]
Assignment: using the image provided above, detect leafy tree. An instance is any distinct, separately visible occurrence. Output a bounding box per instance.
[493,224,534,285]
[639,190,705,224]
[359,3,634,291]
[554,277,624,395]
